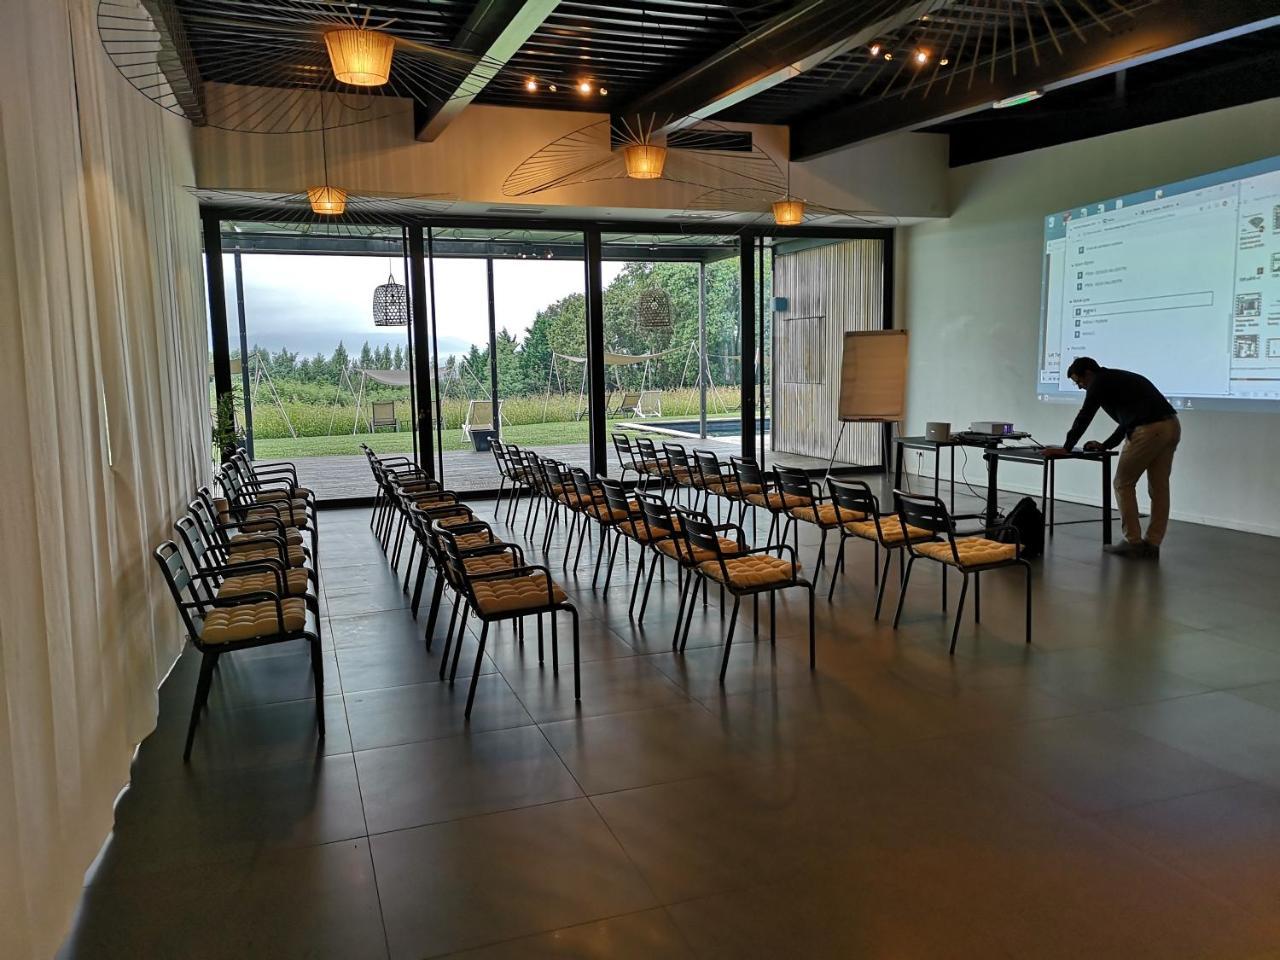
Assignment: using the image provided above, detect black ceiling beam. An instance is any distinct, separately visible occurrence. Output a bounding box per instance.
[792,0,1280,159]
[615,0,938,134]
[414,0,560,142]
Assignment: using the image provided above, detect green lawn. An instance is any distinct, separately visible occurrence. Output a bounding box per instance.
[249,417,712,460]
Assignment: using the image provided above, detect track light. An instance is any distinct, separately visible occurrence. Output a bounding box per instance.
[869,42,881,56]
[884,51,893,60]
[940,56,950,65]
[914,49,929,65]
[548,83,557,92]
[525,77,537,92]
[578,80,592,94]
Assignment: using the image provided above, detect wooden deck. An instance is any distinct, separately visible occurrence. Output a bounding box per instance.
[282,435,873,502]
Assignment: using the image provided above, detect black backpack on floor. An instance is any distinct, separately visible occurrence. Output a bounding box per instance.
[999,496,1044,559]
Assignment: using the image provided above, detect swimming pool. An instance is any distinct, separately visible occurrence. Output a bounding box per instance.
[618,417,770,438]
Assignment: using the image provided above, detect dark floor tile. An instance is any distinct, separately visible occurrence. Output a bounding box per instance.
[344,676,533,751]
[355,725,581,834]
[439,909,694,959]
[94,755,367,882]
[501,655,688,723]
[371,799,656,958]
[335,627,495,694]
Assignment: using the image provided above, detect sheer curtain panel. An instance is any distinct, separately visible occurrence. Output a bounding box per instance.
[0,1,209,957]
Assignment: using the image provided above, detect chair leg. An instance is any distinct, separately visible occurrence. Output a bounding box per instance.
[550,610,560,673]
[465,622,489,719]
[592,526,609,587]
[603,533,622,591]
[310,637,325,738]
[941,564,947,612]
[974,571,981,623]
[569,607,581,702]
[807,584,816,669]
[537,613,544,664]
[815,529,828,576]
[449,605,469,683]
[719,596,742,684]
[411,551,429,615]
[439,595,459,679]
[770,590,776,644]
[628,552,647,618]
[183,651,219,762]
[423,576,445,650]
[402,537,417,592]
[949,573,970,656]
[873,548,894,620]
[679,576,700,652]
[672,572,692,651]
[638,551,660,621]
[891,556,917,629]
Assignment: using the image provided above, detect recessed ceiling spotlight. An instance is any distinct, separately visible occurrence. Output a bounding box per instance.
[599,87,608,96]
[578,80,592,94]
[884,51,893,60]
[869,42,881,56]
[548,83,557,92]
[914,49,929,64]
[940,55,950,65]
[524,77,537,92]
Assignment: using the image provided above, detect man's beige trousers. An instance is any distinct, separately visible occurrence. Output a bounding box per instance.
[1114,417,1181,546]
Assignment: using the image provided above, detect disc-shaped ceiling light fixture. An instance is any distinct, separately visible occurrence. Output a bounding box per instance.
[635,287,673,328]
[372,271,408,325]
[324,28,395,87]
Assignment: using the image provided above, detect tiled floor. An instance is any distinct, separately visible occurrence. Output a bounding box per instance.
[60,483,1280,959]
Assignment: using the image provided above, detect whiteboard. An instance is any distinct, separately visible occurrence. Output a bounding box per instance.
[838,330,908,422]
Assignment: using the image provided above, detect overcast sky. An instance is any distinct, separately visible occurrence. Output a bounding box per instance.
[217,254,623,361]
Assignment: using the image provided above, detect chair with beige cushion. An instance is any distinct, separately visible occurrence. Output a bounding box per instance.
[891,490,1032,654]
[154,541,323,761]
[229,450,314,503]
[190,489,313,574]
[674,509,815,683]
[775,465,843,580]
[824,478,937,613]
[434,519,580,719]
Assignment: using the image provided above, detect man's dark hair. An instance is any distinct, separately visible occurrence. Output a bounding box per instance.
[1066,356,1100,378]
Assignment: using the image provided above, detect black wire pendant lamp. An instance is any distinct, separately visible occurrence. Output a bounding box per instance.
[372,270,408,326]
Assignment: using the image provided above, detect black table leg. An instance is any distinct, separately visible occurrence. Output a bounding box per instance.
[984,450,999,529]
[934,446,940,503]
[893,440,903,495]
[1102,454,1113,545]
[1049,460,1056,536]
[949,445,956,516]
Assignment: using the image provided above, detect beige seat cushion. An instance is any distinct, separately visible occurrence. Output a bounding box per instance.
[437,513,475,528]
[218,568,310,598]
[586,501,639,522]
[843,516,933,544]
[231,527,304,547]
[746,491,810,510]
[471,573,567,615]
[915,537,1016,567]
[464,553,518,576]
[455,531,495,550]
[656,536,742,565]
[698,555,797,589]
[253,486,313,501]
[616,519,678,543]
[202,598,307,643]
[789,503,863,527]
[231,542,308,568]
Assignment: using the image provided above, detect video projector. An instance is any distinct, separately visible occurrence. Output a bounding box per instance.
[968,421,1016,436]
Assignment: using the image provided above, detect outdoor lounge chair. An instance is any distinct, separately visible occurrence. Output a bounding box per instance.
[370,400,397,432]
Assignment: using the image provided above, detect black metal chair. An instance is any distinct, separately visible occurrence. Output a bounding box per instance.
[673,509,815,683]
[435,520,580,718]
[891,491,1033,654]
[154,541,323,761]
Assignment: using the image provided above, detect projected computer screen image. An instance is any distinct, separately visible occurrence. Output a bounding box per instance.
[1038,154,1280,411]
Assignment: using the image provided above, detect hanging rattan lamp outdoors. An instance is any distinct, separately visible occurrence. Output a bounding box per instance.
[635,287,673,328]
[325,28,395,87]
[372,271,408,326]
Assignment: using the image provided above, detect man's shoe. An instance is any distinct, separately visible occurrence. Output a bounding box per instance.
[1142,541,1160,560]
[1104,540,1146,558]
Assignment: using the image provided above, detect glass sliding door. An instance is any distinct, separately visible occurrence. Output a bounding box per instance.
[220,222,414,500]
[424,228,590,491]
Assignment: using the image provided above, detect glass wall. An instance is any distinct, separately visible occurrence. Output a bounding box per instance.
[217,223,414,499]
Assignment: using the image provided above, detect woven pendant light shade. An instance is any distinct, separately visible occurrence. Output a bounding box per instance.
[324,29,395,87]
[772,198,806,226]
[635,287,673,328]
[372,271,408,326]
[307,185,348,215]
[623,143,667,180]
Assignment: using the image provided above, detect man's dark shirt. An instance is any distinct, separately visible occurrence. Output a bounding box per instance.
[1063,367,1176,450]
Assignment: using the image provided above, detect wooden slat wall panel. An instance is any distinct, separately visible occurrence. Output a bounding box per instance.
[771,239,884,464]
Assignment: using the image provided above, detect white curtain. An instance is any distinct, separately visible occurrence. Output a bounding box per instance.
[0,1,208,956]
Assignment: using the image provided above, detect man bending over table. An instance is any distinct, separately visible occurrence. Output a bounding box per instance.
[1044,357,1180,559]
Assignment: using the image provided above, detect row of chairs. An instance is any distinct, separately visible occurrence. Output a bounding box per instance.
[495,433,1032,656]
[364,445,581,719]
[153,452,323,760]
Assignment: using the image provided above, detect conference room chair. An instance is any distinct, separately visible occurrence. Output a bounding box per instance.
[154,540,323,761]
[402,497,474,617]
[228,450,314,504]
[775,465,842,577]
[596,478,668,600]
[611,433,656,490]
[434,519,580,719]
[539,457,591,562]
[824,478,937,613]
[891,491,1033,654]
[690,448,741,522]
[190,488,312,574]
[660,442,698,506]
[672,509,815,683]
[634,438,670,495]
[730,455,789,545]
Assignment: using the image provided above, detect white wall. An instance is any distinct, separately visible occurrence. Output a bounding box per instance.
[899,98,1280,536]
[195,97,949,220]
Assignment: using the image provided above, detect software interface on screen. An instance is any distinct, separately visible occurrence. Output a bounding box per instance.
[1038,154,1280,410]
